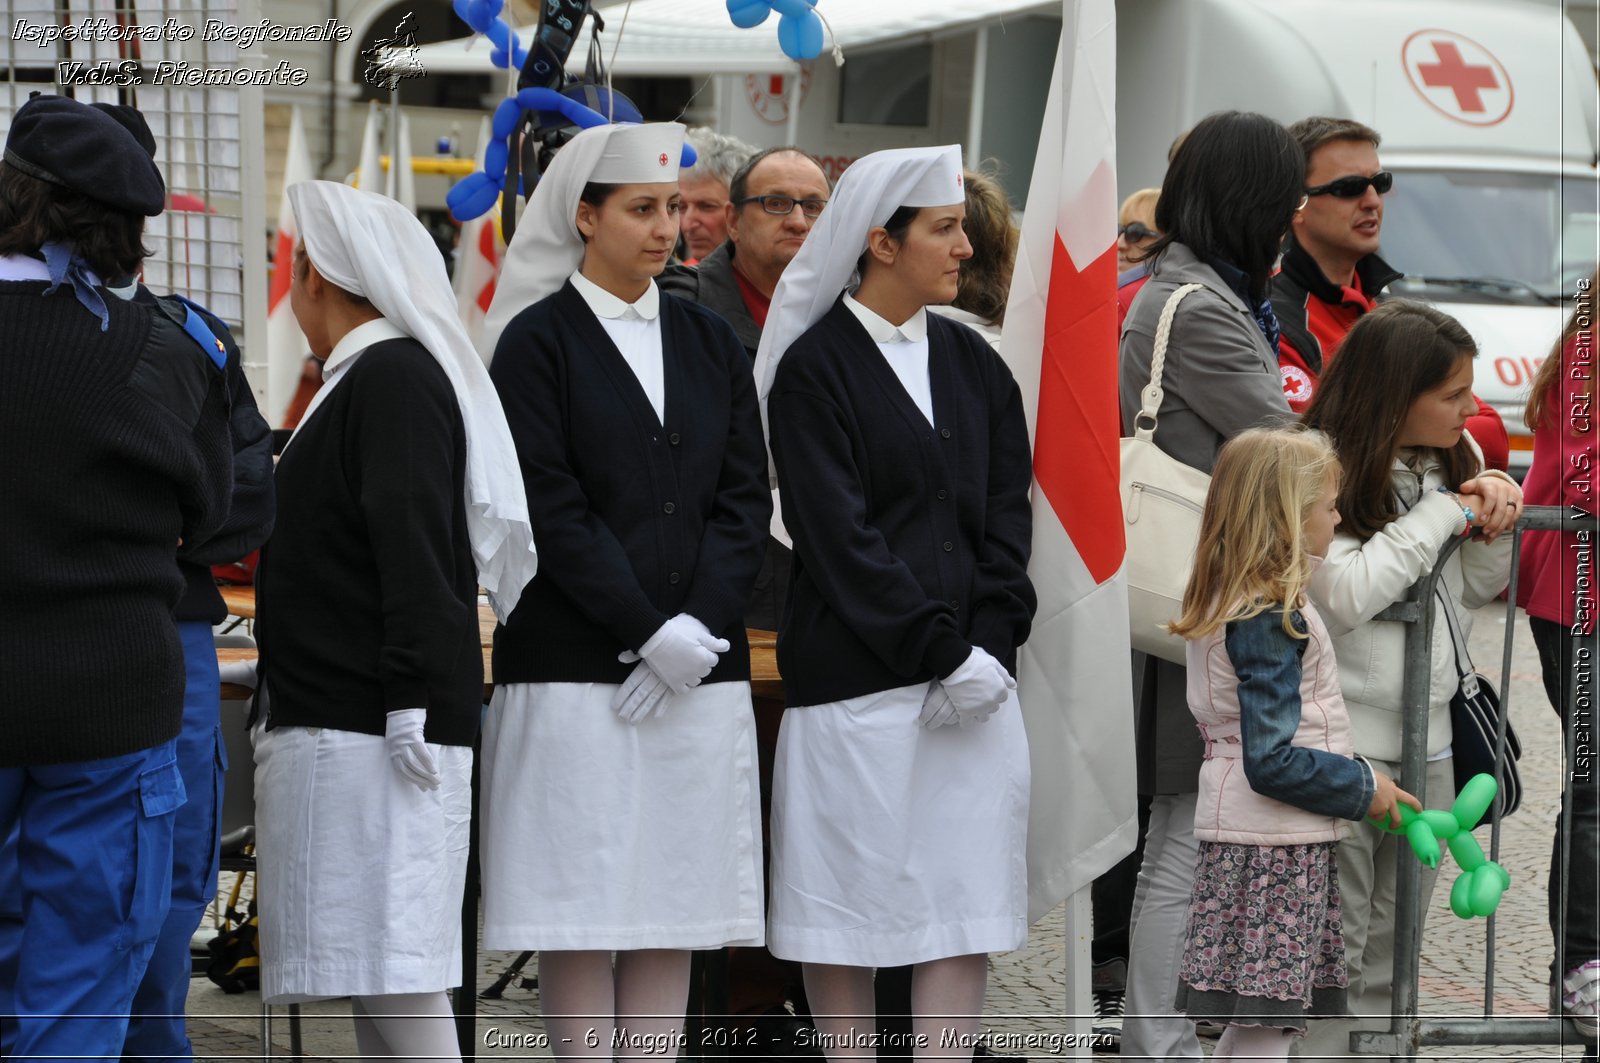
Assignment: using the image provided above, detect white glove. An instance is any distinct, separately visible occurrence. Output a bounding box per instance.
[626,614,729,693]
[218,658,259,689]
[919,681,960,729]
[941,647,1015,724]
[613,659,676,724]
[384,708,440,791]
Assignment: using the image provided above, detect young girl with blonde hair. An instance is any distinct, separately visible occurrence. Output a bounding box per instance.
[1170,428,1419,1061]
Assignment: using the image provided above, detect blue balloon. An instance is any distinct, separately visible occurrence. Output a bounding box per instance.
[446,173,501,221]
[483,139,508,179]
[777,10,823,61]
[491,97,523,137]
[727,0,771,28]
[769,0,811,16]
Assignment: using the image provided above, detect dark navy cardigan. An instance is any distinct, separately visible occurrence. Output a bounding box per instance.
[489,281,771,685]
[767,298,1036,708]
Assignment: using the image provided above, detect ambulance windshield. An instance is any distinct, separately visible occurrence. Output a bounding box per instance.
[1381,170,1593,305]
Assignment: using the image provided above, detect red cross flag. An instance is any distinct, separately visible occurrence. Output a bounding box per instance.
[455,117,504,356]
[1002,0,1138,922]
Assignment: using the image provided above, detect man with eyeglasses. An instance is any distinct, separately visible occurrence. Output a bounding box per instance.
[1270,116,1507,467]
[664,146,831,362]
[659,144,833,1061]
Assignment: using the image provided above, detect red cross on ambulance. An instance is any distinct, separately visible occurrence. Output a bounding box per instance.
[1402,29,1514,126]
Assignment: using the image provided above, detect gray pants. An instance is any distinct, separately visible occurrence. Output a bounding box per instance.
[1122,791,1203,1061]
[1296,755,1453,1062]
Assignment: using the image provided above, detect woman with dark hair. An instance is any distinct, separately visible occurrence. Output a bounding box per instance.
[1298,300,1519,1062]
[1116,110,1303,1061]
[754,145,1036,1058]
[478,122,770,1059]
[1517,272,1597,1037]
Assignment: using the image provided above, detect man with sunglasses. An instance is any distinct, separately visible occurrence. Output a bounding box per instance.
[1271,116,1508,467]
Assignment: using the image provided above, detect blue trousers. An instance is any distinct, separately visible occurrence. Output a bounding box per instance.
[122,621,226,1063]
[0,738,184,1062]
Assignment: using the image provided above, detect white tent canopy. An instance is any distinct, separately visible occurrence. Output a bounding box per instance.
[413,0,1055,77]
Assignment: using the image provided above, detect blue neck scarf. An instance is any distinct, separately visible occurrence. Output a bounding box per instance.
[41,241,109,331]
[1207,256,1282,357]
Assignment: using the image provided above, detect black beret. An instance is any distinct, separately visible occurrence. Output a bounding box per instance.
[90,102,158,159]
[3,94,165,216]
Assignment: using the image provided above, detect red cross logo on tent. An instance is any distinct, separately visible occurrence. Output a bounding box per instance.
[1401,29,1513,127]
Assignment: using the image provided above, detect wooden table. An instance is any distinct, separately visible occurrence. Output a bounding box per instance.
[218,586,783,701]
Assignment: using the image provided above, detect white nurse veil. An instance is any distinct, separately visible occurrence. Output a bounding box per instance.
[287,180,539,622]
[751,143,965,419]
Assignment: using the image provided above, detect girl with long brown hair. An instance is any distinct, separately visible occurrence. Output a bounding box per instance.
[1298,299,1521,1061]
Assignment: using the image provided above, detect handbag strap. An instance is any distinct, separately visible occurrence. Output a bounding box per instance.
[1434,585,1480,696]
[1133,282,1206,443]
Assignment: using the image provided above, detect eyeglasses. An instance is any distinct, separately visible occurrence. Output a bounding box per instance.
[1117,221,1159,241]
[738,194,828,218]
[1304,171,1394,199]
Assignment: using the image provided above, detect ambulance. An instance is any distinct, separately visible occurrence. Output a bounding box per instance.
[1117,0,1599,473]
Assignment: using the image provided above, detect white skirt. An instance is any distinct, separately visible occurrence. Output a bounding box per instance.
[252,722,472,1003]
[480,680,764,950]
[767,682,1030,967]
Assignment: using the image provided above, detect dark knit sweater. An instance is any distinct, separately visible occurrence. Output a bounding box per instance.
[767,299,1037,707]
[489,281,770,684]
[255,337,481,747]
[0,280,232,767]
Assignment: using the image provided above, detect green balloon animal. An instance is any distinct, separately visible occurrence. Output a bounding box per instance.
[1368,773,1511,919]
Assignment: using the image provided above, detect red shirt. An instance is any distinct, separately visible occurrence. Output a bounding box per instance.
[733,267,771,330]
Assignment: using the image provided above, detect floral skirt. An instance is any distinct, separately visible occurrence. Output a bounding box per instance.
[1175,840,1348,1030]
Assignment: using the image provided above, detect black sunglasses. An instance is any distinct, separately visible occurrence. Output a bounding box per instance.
[738,194,828,218]
[1118,221,1159,241]
[1304,171,1394,198]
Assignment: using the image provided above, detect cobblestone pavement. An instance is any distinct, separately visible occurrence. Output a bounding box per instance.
[188,603,1596,1061]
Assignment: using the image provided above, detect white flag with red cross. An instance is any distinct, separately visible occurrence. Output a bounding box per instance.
[1002,0,1138,923]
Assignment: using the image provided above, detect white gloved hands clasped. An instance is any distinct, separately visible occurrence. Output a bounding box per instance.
[612,660,676,724]
[384,708,441,791]
[921,647,1015,729]
[618,614,729,694]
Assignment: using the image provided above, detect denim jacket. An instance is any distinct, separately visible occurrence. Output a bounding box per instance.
[1186,599,1376,845]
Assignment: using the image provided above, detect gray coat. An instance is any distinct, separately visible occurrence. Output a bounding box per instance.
[1118,241,1292,794]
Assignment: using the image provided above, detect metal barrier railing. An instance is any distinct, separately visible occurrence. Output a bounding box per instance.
[1349,504,1598,1059]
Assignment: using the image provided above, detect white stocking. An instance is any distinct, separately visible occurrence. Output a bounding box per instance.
[349,991,462,1062]
[911,954,987,1063]
[802,963,877,1062]
[1212,1023,1292,1060]
[614,948,692,1063]
[538,950,616,1060]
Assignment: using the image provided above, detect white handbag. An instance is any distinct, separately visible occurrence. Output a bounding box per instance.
[1121,283,1211,664]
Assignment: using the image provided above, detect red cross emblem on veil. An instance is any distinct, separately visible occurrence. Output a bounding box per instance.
[659,153,669,167]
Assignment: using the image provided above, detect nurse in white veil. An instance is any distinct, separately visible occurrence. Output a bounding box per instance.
[478,122,771,1060]
[757,145,1036,1060]
[253,180,537,1061]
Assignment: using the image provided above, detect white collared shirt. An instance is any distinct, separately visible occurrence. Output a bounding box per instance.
[284,317,409,453]
[844,292,933,426]
[570,270,665,422]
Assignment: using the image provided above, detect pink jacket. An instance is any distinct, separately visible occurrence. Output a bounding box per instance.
[1186,600,1362,845]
